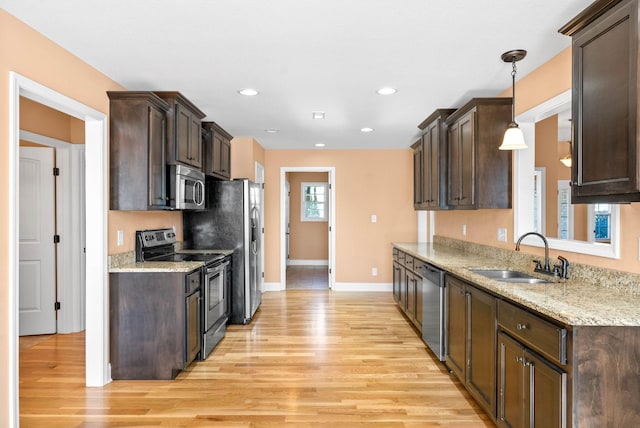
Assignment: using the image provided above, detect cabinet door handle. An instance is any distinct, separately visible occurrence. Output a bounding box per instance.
[516,323,529,330]
[515,356,524,364]
[524,360,533,367]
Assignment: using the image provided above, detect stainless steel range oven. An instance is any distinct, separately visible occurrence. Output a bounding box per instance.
[201,258,229,358]
[135,228,229,361]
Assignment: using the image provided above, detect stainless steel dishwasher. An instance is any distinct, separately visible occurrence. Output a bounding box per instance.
[418,262,446,361]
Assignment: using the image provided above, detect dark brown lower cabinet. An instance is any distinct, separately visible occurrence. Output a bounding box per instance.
[446,276,497,419]
[498,332,566,428]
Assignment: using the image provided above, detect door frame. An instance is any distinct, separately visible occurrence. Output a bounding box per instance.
[20,131,86,333]
[255,161,265,292]
[9,72,109,425]
[279,167,335,290]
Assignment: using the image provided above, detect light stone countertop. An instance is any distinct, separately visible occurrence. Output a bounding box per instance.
[394,241,640,327]
[109,261,205,273]
[108,248,233,273]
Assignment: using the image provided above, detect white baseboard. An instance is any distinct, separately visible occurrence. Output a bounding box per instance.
[263,282,392,292]
[263,282,285,292]
[332,282,393,292]
[287,259,329,266]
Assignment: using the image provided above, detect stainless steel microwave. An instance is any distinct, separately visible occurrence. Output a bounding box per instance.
[168,164,205,210]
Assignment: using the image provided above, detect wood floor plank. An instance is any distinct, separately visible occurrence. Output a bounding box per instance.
[20,290,493,427]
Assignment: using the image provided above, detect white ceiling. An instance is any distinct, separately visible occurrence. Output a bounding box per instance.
[2,0,592,149]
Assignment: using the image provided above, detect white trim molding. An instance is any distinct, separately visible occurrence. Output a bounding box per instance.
[288,259,329,266]
[9,72,110,428]
[514,89,620,259]
[280,167,336,290]
[332,283,393,292]
[263,282,285,292]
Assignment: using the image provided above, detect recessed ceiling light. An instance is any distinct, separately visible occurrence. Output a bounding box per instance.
[264,128,280,133]
[238,88,259,96]
[376,87,397,95]
[361,127,375,133]
[315,143,326,147]
[312,111,325,120]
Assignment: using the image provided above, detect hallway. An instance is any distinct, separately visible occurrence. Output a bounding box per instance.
[19,290,492,427]
[286,265,329,289]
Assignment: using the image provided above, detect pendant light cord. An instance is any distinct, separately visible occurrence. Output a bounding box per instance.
[511,59,517,123]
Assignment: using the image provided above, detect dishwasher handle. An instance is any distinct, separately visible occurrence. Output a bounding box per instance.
[419,262,445,286]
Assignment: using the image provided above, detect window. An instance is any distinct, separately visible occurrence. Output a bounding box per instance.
[301,182,328,222]
[589,203,611,243]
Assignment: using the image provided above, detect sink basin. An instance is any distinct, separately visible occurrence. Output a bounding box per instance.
[470,269,551,284]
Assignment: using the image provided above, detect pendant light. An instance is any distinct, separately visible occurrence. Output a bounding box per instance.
[499,49,528,150]
[560,141,572,167]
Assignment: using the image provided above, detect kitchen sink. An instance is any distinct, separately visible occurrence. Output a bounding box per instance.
[470,269,551,284]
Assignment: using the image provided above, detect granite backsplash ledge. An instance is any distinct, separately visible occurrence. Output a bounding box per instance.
[432,235,640,295]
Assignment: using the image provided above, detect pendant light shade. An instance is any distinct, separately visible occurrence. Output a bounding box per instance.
[500,123,528,150]
[499,49,527,150]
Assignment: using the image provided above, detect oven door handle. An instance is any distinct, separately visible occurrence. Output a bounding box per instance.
[206,261,229,275]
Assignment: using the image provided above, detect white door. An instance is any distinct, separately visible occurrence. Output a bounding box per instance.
[19,146,57,336]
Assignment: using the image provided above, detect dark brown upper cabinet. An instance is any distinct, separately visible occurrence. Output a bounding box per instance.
[154,91,206,170]
[560,0,640,203]
[445,98,512,209]
[202,121,232,180]
[107,91,171,210]
[414,109,456,210]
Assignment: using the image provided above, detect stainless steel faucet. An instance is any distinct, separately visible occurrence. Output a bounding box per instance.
[515,232,569,279]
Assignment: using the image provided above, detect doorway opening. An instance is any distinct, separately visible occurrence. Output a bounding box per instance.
[285,172,329,289]
[280,167,335,290]
[9,72,108,425]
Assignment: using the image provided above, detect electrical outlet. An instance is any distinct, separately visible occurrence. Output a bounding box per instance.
[462,224,467,236]
[371,214,377,223]
[117,230,124,246]
[371,267,378,276]
[497,228,507,242]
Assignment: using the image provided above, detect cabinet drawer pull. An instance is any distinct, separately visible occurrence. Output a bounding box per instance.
[516,323,528,330]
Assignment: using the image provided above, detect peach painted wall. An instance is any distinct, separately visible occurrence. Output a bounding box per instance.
[264,149,416,285]
[231,137,265,181]
[20,97,85,143]
[288,172,329,261]
[536,115,560,238]
[0,10,190,422]
[436,46,640,274]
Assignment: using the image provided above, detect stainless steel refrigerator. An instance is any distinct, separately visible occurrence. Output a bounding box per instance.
[183,179,262,324]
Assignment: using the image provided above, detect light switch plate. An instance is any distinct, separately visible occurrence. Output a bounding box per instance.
[462,224,467,236]
[497,228,507,242]
[117,230,124,246]
[371,267,378,276]
[371,214,377,223]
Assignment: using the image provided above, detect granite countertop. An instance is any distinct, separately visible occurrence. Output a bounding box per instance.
[109,261,206,273]
[393,241,640,327]
[108,248,233,273]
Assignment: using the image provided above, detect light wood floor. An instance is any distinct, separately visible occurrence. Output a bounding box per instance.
[19,290,493,427]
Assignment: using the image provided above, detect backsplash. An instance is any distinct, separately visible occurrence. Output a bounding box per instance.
[433,235,640,295]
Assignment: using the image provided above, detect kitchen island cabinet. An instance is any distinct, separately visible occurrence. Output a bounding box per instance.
[154,91,206,170]
[560,0,640,203]
[445,98,512,209]
[107,91,170,210]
